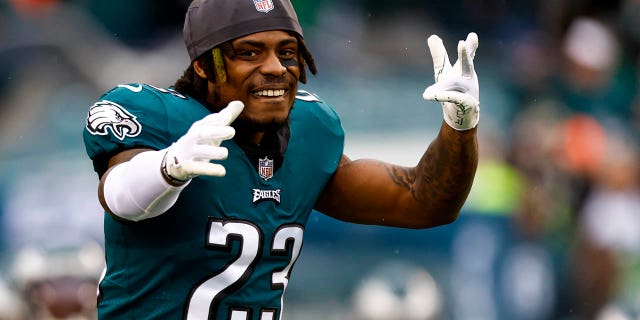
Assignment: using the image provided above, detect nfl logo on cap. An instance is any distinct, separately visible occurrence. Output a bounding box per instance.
[258,157,274,180]
[253,0,274,13]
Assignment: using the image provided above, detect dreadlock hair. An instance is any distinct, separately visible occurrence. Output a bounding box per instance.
[173,34,317,100]
[173,53,214,103]
[296,35,317,84]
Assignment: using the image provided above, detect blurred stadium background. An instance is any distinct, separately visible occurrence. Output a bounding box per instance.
[2,0,640,319]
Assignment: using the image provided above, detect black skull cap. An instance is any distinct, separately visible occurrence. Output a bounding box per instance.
[183,0,304,61]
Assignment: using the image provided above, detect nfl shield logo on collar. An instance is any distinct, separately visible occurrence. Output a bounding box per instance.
[258,157,274,180]
[253,0,274,13]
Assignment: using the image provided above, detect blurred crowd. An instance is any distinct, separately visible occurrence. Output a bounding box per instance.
[2,0,640,319]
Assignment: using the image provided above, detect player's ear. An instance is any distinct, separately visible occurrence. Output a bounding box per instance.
[193,60,208,79]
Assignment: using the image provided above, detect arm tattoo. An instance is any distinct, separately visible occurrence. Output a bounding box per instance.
[385,165,416,192]
[386,141,471,206]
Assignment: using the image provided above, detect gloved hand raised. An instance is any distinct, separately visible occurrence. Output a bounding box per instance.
[423,32,480,131]
[162,101,244,183]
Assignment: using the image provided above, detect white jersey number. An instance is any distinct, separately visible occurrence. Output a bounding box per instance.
[185,220,303,320]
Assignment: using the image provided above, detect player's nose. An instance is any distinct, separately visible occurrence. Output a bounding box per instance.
[260,51,287,77]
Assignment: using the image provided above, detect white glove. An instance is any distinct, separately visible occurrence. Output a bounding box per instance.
[161,101,244,182]
[423,32,480,131]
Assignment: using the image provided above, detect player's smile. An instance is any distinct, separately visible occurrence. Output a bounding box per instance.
[248,85,291,104]
[251,88,287,98]
[244,76,296,117]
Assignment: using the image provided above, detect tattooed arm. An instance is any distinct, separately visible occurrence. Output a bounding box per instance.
[315,123,478,229]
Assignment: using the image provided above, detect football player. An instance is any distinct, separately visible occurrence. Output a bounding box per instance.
[82,0,480,318]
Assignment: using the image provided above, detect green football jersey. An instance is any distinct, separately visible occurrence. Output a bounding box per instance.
[83,84,344,319]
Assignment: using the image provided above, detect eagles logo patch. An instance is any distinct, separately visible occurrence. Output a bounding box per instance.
[252,189,281,205]
[86,100,142,141]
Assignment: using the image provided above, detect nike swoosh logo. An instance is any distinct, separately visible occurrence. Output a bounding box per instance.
[117,84,143,93]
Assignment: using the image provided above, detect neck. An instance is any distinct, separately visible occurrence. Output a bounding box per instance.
[232,117,289,146]
[250,131,265,145]
[234,127,266,146]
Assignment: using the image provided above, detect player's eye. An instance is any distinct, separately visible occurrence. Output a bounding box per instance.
[280,48,296,58]
[237,50,258,57]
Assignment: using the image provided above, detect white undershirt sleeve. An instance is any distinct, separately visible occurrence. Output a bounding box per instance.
[103,150,190,221]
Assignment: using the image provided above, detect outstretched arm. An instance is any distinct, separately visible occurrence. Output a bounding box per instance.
[315,33,480,229]
[98,101,243,221]
[315,123,477,229]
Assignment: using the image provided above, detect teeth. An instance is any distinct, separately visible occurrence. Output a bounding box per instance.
[255,89,285,97]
